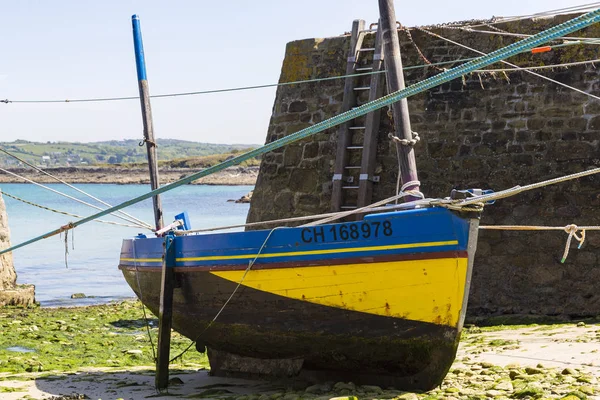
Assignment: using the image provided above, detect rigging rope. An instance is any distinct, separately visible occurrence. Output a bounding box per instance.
[0,146,153,230]
[429,2,600,29]
[2,8,600,256]
[0,167,152,230]
[417,28,600,102]
[0,190,145,228]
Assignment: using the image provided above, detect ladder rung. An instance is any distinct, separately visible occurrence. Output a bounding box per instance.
[342,186,359,189]
[345,166,361,169]
[341,206,358,210]
[356,67,373,71]
[349,126,365,130]
[353,87,371,91]
[346,146,363,150]
[357,48,376,52]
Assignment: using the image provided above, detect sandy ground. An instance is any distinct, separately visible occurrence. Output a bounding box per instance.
[0,323,598,400]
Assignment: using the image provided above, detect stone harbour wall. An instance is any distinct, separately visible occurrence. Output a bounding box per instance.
[248,13,600,319]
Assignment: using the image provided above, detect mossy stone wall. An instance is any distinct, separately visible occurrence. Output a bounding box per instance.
[247,13,600,319]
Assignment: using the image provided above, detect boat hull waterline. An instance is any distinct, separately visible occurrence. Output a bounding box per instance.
[118,207,479,390]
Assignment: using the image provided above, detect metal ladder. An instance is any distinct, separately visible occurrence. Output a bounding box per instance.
[331,20,386,214]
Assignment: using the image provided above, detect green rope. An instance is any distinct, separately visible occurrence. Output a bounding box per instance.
[2,7,600,255]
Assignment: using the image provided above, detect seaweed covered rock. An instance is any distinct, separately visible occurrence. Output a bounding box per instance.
[0,191,35,306]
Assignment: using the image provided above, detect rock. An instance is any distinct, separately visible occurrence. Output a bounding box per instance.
[509,370,523,380]
[445,387,460,393]
[333,382,355,392]
[124,349,143,357]
[525,367,543,375]
[564,391,587,399]
[578,386,595,395]
[485,389,505,397]
[361,385,382,394]
[305,383,331,394]
[577,375,595,383]
[234,191,253,204]
[328,397,358,400]
[168,377,184,385]
[480,362,495,368]
[562,368,577,375]
[513,383,544,398]
[577,322,586,327]
[494,380,513,391]
[396,394,418,400]
[71,293,86,299]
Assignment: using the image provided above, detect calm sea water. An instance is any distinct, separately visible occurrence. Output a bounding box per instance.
[1,183,253,307]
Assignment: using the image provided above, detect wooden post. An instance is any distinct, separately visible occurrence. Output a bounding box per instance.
[155,233,176,390]
[378,0,421,201]
[132,14,164,230]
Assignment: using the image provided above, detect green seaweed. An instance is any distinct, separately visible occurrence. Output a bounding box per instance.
[0,300,209,374]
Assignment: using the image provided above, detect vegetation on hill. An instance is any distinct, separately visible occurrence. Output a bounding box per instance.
[0,139,260,167]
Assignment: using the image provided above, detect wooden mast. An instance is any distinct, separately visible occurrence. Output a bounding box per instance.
[132,14,164,230]
[131,15,173,391]
[378,0,421,201]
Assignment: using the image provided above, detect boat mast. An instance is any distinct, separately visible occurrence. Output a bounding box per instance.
[132,14,164,231]
[378,0,421,201]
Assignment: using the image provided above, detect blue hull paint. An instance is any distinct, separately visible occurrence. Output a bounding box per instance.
[120,207,471,267]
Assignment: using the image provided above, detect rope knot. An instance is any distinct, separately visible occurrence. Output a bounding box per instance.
[561,224,586,263]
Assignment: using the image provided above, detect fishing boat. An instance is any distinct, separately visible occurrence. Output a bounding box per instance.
[119,205,480,390]
[114,3,600,393]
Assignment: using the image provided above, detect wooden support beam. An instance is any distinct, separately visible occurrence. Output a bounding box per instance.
[155,233,176,390]
[378,0,421,201]
[331,19,366,212]
[357,24,385,209]
[132,14,164,230]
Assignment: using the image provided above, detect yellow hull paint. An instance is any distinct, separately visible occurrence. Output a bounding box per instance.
[211,257,468,327]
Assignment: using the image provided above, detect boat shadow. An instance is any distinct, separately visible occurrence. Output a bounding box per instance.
[31,368,283,399]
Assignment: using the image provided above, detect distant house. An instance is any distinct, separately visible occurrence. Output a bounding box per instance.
[41,156,50,162]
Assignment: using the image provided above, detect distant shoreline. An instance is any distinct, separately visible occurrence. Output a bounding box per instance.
[0,166,258,186]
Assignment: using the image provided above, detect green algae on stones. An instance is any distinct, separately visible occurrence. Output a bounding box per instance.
[0,300,209,373]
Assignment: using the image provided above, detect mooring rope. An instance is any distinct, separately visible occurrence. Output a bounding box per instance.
[479,224,598,263]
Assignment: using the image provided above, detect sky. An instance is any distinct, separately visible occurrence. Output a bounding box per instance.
[0,0,595,145]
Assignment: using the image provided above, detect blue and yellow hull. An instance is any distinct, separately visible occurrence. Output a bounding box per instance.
[118,207,479,390]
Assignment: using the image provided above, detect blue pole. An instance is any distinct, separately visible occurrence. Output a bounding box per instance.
[131,15,148,81]
[132,14,164,231]
[2,8,600,255]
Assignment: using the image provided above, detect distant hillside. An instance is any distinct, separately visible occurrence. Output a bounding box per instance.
[0,139,260,167]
